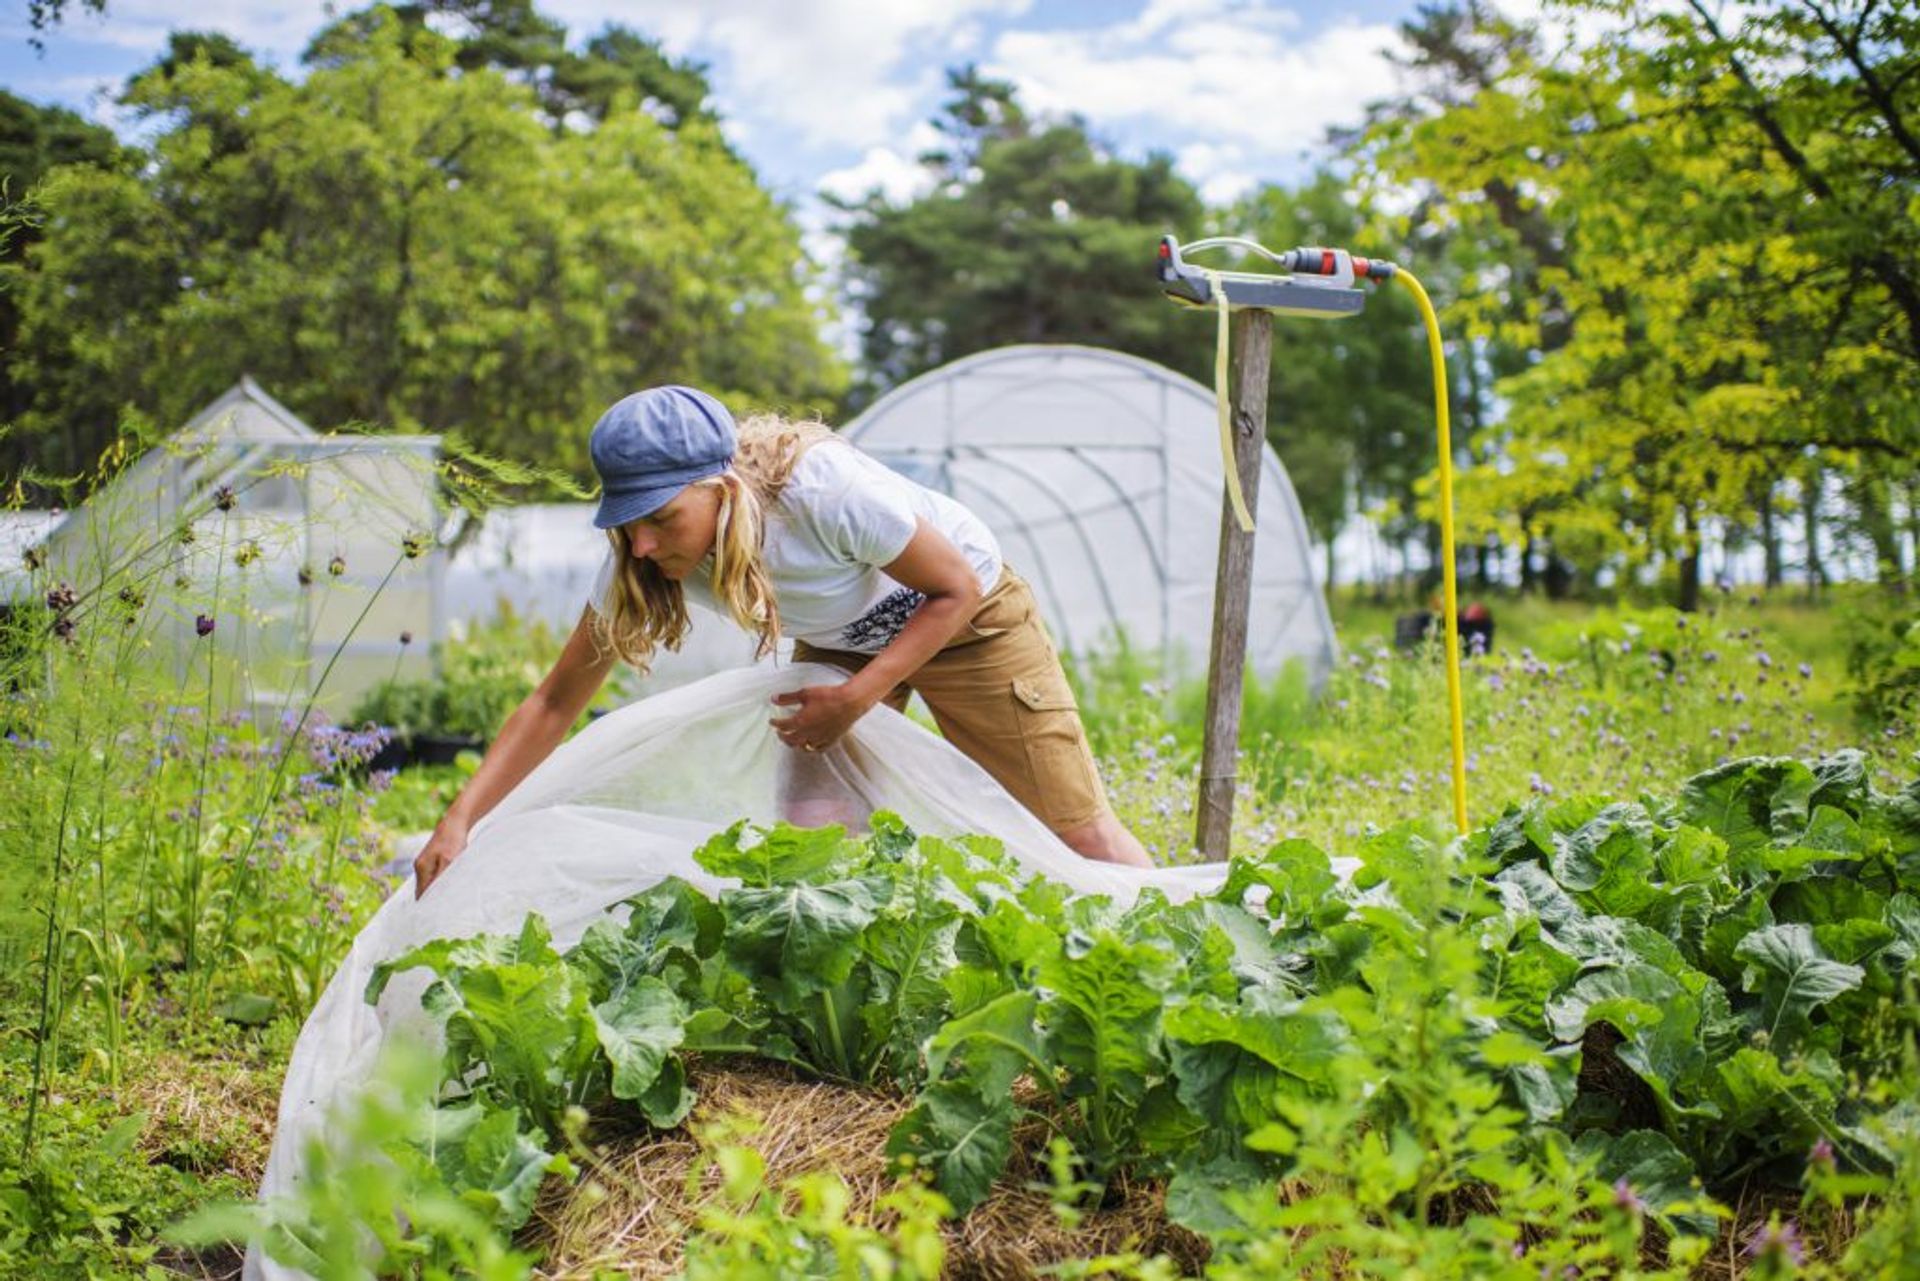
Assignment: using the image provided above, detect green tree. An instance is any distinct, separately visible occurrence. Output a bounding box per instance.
[835,67,1207,403]
[0,91,131,478]
[1363,0,1920,606]
[4,10,842,493]
[307,2,719,133]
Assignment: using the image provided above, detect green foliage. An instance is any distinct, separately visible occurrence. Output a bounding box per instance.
[834,67,1207,403]
[1844,599,1920,731]
[368,910,693,1134]
[1362,1,1920,596]
[4,6,843,493]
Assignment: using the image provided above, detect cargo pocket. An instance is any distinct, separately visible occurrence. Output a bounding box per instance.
[960,572,1032,644]
[1010,676,1102,830]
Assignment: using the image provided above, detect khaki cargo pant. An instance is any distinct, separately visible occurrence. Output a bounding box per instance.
[790,566,1111,835]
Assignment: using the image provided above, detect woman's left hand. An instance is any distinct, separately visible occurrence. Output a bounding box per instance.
[770,683,872,753]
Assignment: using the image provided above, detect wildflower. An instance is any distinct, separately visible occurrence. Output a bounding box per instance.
[1743,1217,1805,1267]
[328,554,347,577]
[45,582,77,612]
[1756,651,1772,669]
[1612,1178,1646,1215]
[1798,662,1812,680]
[234,539,261,568]
[53,615,75,641]
[213,484,236,512]
[1808,1137,1835,1171]
[195,614,216,638]
[1529,773,1554,796]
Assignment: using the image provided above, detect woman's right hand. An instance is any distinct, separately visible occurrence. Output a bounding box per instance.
[413,819,470,899]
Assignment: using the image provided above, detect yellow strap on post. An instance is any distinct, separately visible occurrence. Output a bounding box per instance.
[1203,269,1256,533]
[1393,269,1470,836]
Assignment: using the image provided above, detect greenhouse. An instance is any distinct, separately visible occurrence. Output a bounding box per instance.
[35,377,445,717]
[843,344,1338,686]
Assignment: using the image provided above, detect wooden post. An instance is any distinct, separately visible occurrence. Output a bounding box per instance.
[1195,309,1272,862]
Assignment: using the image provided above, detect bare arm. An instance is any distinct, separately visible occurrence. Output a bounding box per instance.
[770,517,983,749]
[414,607,618,897]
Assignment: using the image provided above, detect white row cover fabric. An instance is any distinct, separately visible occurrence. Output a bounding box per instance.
[844,344,1337,686]
[243,661,1355,1281]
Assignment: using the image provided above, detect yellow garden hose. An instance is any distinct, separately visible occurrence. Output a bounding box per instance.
[1171,241,1470,838]
[1393,269,1470,836]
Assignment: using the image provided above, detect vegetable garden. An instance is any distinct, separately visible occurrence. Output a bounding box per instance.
[4,533,1917,1278]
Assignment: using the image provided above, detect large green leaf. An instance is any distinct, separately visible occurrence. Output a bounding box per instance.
[591,975,690,1126]
[1544,964,1719,1127]
[1216,839,1340,926]
[924,990,1047,1103]
[1576,1129,1716,1238]
[366,912,561,1005]
[1733,923,1864,1046]
[422,1102,555,1231]
[693,819,860,887]
[1036,931,1175,1091]
[858,911,962,1084]
[1163,990,1348,1094]
[1549,802,1655,899]
[885,1080,1016,1214]
[430,958,600,1129]
[719,877,887,1008]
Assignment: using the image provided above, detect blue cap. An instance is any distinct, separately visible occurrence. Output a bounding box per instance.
[589,386,737,529]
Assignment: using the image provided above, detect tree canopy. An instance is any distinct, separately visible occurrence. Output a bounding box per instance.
[2,3,842,494]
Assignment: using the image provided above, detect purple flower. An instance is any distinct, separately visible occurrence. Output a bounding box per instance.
[1798,662,1812,680]
[1809,1137,1835,1170]
[213,484,236,512]
[195,614,216,638]
[1612,1177,1646,1215]
[1744,1218,1805,1266]
[399,630,414,646]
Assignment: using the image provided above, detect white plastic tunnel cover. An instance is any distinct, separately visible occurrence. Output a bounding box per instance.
[842,344,1337,689]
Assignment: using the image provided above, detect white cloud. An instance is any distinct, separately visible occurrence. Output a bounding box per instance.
[984,0,1408,192]
[546,0,1031,151]
[1175,141,1255,204]
[816,121,942,206]
[4,0,334,63]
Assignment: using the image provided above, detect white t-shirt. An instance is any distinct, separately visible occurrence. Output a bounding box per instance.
[588,440,1002,654]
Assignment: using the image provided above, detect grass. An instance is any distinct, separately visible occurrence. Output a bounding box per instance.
[1076,588,1887,864]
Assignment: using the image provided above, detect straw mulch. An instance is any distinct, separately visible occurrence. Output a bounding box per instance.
[521,1058,1210,1279]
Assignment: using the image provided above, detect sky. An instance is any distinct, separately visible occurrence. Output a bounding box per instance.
[1,0,1444,213]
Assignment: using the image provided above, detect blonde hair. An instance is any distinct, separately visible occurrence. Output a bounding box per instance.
[591,413,839,672]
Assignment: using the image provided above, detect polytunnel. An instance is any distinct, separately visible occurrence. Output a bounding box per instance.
[842,344,1337,687]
